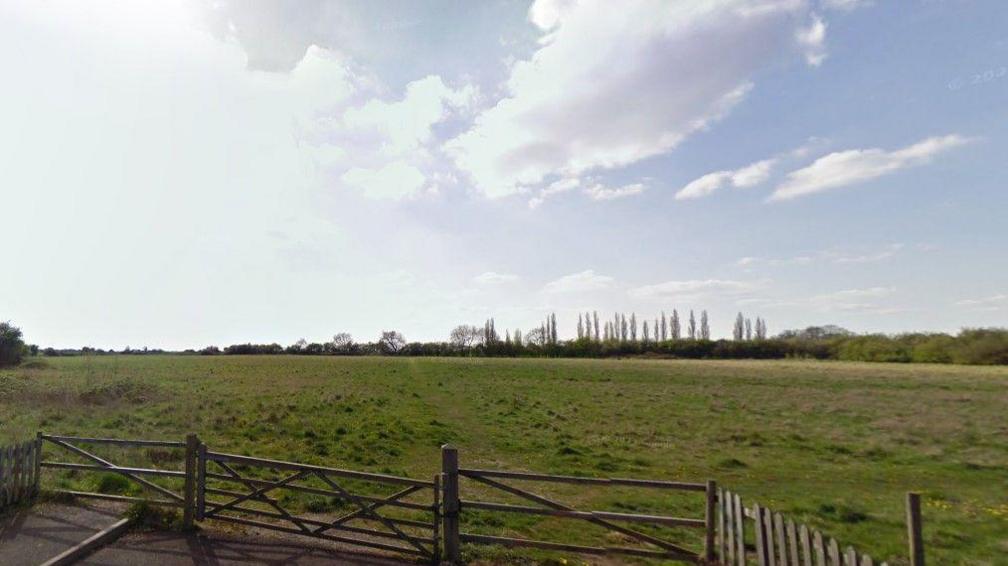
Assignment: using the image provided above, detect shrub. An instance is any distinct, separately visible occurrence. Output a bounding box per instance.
[0,321,25,367]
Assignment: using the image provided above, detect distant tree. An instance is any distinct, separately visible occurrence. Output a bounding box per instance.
[550,313,558,344]
[755,317,767,340]
[745,317,753,341]
[577,313,584,340]
[378,331,406,354]
[777,325,852,340]
[331,333,354,353]
[660,311,668,341]
[514,328,523,345]
[671,309,681,340]
[688,310,696,339]
[629,313,637,342]
[733,313,745,341]
[642,320,650,344]
[527,326,545,346]
[450,325,481,351]
[700,310,710,340]
[593,311,600,342]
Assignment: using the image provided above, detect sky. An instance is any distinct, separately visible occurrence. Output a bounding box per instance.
[2,0,1006,350]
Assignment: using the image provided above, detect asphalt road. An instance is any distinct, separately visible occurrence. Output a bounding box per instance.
[81,530,418,565]
[0,501,123,566]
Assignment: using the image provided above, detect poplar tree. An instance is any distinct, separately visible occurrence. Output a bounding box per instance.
[688,310,696,339]
[671,309,681,340]
[739,314,748,340]
[577,313,584,340]
[700,310,710,340]
[643,321,650,344]
[745,318,753,341]
[660,311,668,341]
[593,311,600,342]
[629,313,637,343]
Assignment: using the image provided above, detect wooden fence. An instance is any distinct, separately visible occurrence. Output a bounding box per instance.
[0,437,41,509]
[25,433,927,565]
[716,488,925,566]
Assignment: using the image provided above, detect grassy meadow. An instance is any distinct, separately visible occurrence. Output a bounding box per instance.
[1,355,1006,564]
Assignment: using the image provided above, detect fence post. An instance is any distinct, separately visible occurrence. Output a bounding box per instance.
[33,432,42,496]
[433,473,442,566]
[441,444,460,564]
[196,441,207,521]
[183,433,198,529]
[907,492,924,566]
[705,479,717,563]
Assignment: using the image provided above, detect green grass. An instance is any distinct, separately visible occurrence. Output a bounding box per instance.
[2,355,1006,564]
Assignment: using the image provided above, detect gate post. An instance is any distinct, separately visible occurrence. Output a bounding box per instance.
[441,444,460,564]
[196,441,207,521]
[907,492,924,566]
[183,433,198,529]
[704,479,717,563]
[34,432,43,496]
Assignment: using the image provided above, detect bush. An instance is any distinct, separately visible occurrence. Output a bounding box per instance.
[0,321,25,367]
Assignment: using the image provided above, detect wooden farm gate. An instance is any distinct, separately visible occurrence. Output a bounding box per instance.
[441,445,717,564]
[38,433,197,518]
[199,449,441,563]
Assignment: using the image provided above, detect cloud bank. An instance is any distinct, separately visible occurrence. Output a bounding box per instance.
[447,0,821,198]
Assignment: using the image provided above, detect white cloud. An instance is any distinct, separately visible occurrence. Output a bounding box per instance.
[739,243,904,267]
[341,75,476,158]
[796,14,827,67]
[771,134,971,201]
[676,158,777,200]
[827,243,904,264]
[954,294,1007,311]
[629,279,765,300]
[315,75,475,199]
[446,0,818,198]
[341,161,426,199]
[584,182,646,201]
[529,177,581,208]
[544,270,614,293]
[806,287,899,313]
[474,271,520,284]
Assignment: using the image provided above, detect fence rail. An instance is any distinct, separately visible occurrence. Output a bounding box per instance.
[23,433,927,565]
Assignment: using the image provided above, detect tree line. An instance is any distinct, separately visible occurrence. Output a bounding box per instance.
[2,316,1006,366]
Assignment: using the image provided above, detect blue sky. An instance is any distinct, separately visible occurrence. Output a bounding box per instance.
[2,0,1006,349]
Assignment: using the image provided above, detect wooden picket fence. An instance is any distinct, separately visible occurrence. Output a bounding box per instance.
[0,437,41,509]
[716,488,924,566]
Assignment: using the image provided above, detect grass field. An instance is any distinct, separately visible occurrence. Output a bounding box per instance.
[2,355,1006,564]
